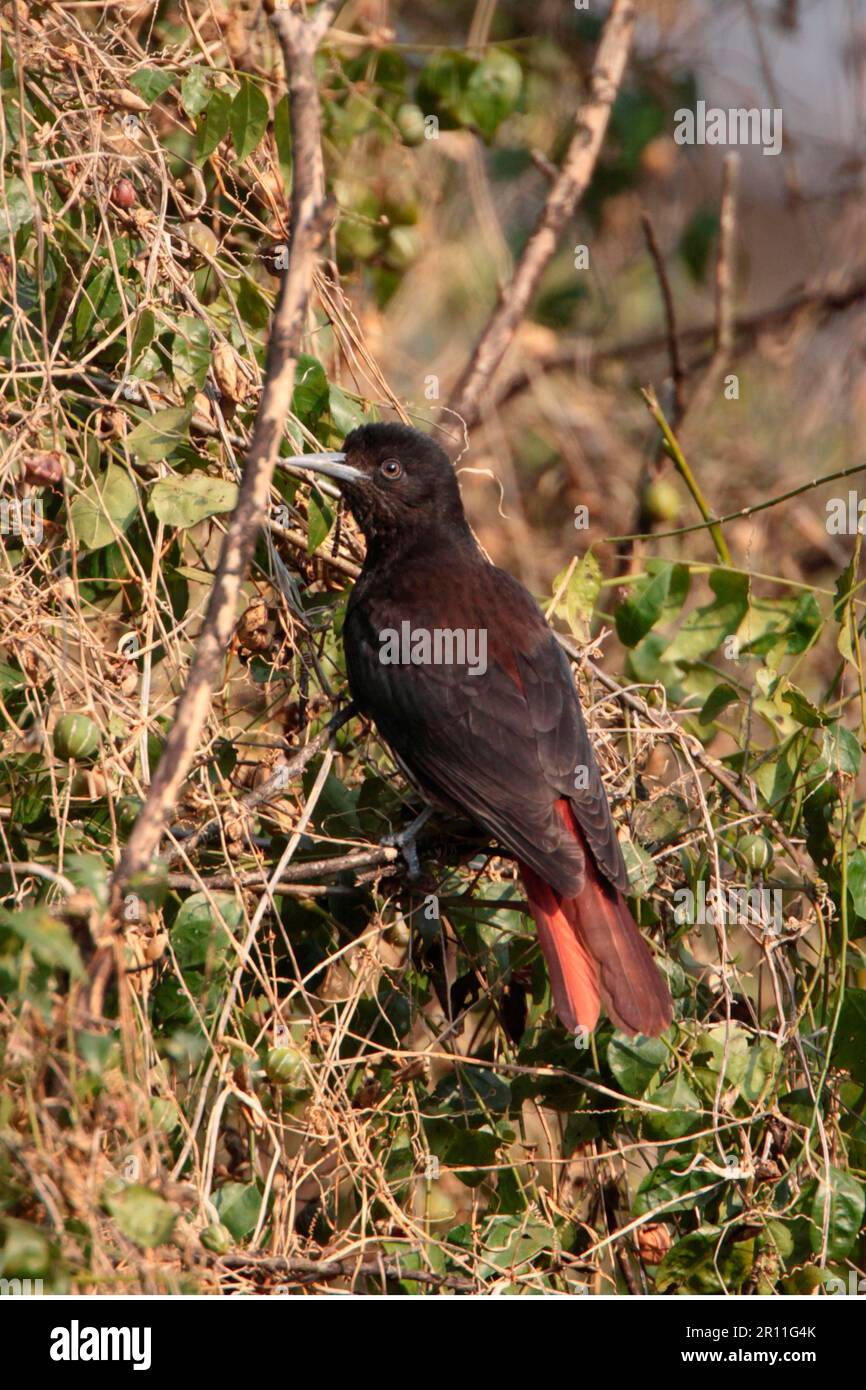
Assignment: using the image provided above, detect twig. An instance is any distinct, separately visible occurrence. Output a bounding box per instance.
[640,211,685,424]
[681,153,739,425]
[443,0,636,435]
[163,704,357,866]
[110,3,338,904]
[492,269,866,410]
[640,386,731,565]
[560,637,816,884]
[214,1250,478,1293]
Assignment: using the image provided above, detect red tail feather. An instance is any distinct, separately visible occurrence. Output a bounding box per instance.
[520,804,672,1038]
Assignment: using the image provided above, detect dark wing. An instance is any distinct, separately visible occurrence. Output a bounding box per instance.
[344,561,628,898]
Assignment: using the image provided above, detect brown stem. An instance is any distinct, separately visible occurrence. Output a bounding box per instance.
[110,4,338,905]
[443,0,636,437]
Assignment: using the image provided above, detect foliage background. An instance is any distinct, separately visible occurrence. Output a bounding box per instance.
[2,0,866,1295]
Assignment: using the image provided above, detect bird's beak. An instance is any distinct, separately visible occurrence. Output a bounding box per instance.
[284,451,366,485]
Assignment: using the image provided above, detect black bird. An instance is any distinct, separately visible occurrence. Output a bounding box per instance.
[288,423,672,1037]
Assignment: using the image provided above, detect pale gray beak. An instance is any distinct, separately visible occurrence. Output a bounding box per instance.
[284,450,366,485]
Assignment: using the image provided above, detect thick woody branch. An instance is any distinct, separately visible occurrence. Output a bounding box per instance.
[443,0,635,436]
[111,4,337,903]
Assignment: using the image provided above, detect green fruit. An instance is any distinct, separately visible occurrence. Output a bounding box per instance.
[117,796,143,834]
[200,1222,233,1255]
[644,479,681,524]
[396,102,426,146]
[466,51,523,137]
[737,834,774,872]
[265,1044,306,1087]
[383,225,421,272]
[53,713,101,761]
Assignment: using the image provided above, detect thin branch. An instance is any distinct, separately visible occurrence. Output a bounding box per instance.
[640,386,731,565]
[110,3,338,904]
[163,704,357,867]
[443,0,636,435]
[679,152,740,426]
[560,638,816,884]
[492,268,866,410]
[640,210,685,424]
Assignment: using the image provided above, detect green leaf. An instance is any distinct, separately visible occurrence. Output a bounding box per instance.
[130,308,156,365]
[552,551,602,635]
[665,569,749,665]
[607,1033,667,1097]
[635,1161,714,1217]
[196,88,232,162]
[848,852,866,923]
[2,908,83,976]
[65,854,109,911]
[821,722,862,777]
[835,554,857,622]
[328,385,367,436]
[229,76,269,161]
[129,68,176,104]
[645,1074,702,1141]
[70,465,138,550]
[615,561,689,647]
[656,1225,754,1293]
[833,988,866,1082]
[77,1030,120,1075]
[181,65,212,118]
[417,51,477,130]
[422,1119,500,1188]
[171,891,241,969]
[306,488,333,554]
[151,471,235,529]
[780,683,827,728]
[104,1184,177,1249]
[431,1065,511,1117]
[71,265,123,347]
[292,354,330,425]
[127,406,193,463]
[0,177,34,236]
[699,682,740,726]
[171,314,210,390]
[810,1168,865,1261]
[739,1037,782,1104]
[620,838,657,895]
[213,1182,263,1241]
[466,1214,560,1276]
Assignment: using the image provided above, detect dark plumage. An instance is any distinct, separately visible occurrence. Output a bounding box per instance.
[290,423,672,1037]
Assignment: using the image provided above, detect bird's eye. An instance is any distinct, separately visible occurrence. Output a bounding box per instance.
[380,457,402,480]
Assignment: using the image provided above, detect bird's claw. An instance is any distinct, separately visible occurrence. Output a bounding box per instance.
[381,807,432,881]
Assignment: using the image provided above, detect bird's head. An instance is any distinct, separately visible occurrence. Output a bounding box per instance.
[286,423,468,542]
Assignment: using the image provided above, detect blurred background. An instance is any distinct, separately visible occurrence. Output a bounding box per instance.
[307,0,866,616]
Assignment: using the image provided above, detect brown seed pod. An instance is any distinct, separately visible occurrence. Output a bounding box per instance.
[212,340,245,404]
[21,450,64,486]
[107,87,151,113]
[636,1222,672,1266]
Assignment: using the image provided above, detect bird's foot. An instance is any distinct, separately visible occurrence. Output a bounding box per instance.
[381,806,433,881]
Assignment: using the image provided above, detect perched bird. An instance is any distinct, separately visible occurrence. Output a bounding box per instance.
[288,423,672,1038]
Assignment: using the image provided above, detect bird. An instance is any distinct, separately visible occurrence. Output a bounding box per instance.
[287,422,672,1038]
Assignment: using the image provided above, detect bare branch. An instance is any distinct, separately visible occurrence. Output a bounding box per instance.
[443,0,636,435]
[110,5,337,902]
[640,210,686,425]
